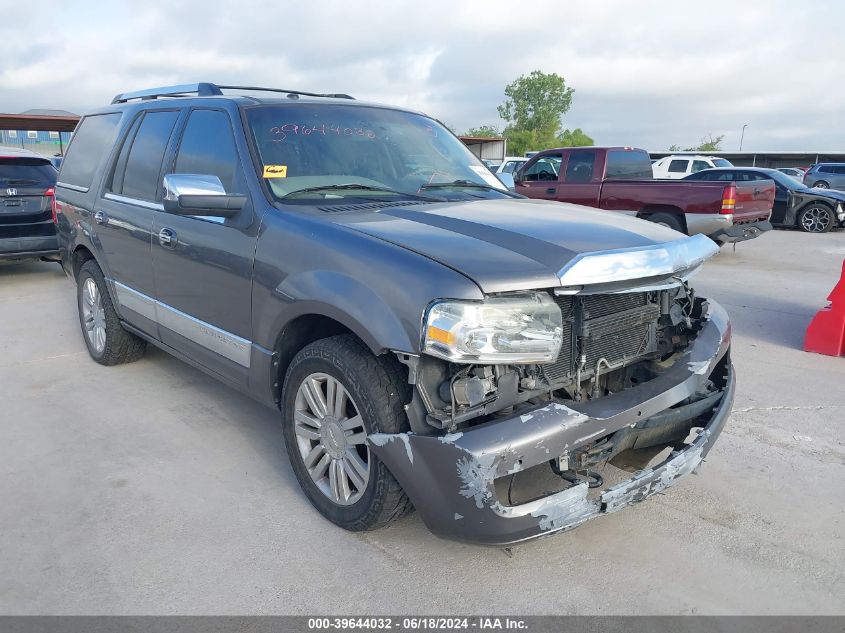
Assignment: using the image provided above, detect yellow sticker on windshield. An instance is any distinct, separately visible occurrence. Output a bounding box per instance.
[263,165,288,178]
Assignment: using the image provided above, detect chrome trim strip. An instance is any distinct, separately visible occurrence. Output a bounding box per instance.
[156,303,251,368]
[113,281,157,322]
[56,181,88,193]
[111,280,251,368]
[104,193,164,211]
[556,235,720,288]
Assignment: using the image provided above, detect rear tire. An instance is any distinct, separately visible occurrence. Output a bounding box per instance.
[645,212,684,233]
[281,334,413,531]
[797,203,835,233]
[76,260,146,365]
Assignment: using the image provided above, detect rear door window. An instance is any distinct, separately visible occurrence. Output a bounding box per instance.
[668,159,689,173]
[606,150,653,179]
[691,160,711,173]
[59,113,122,190]
[564,150,595,182]
[110,110,180,202]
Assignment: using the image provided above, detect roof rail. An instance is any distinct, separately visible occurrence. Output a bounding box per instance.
[214,85,354,100]
[111,82,354,104]
[111,83,223,104]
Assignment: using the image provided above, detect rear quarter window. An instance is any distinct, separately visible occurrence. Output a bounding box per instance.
[59,113,122,190]
[606,150,654,179]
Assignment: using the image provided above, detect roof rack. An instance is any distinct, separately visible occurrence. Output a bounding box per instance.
[111,82,354,104]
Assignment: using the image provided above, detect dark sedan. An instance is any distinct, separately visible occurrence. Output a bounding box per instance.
[685,167,845,233]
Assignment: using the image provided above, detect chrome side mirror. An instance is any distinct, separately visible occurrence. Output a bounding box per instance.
[162,174,246,218]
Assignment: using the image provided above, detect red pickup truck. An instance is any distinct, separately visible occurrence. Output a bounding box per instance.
[514,147,774,243]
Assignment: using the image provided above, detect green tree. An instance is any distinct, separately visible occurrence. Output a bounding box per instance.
[668,135,724,152]
[694,133,724,152]
[496,71,589,156]
[557,127,594,147]
[464,125,501,138]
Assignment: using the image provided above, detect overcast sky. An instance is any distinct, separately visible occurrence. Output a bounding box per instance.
[1,0,842,151]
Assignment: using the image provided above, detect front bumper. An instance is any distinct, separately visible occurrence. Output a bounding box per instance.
[370,301,733,545]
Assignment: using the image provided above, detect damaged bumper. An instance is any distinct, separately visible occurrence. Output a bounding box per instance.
[370,301,734,545]
[711,219,772,244]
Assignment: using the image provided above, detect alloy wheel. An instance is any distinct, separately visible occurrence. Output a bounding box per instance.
[294,372,370,506]
[81,278,107,354]
[801,206,831,233]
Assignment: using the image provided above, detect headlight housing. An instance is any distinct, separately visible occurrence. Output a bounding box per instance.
[423,292,563,363]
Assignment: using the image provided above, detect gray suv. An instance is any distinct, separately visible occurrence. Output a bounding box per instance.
[804,163,845,189]
[55,83,734,545]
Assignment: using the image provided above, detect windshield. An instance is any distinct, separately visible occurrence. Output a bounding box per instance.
[245,104,508,201]
[762,169,807,191]
[713,158,732,167]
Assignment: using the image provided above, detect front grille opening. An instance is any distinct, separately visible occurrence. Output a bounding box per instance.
[543,291,661,388]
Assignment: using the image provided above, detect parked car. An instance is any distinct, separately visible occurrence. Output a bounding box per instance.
[652,155,733,179]
[514,146,772,243]
[494,156,528,175]
[803,163,845,190]
[685,167,845,233]
[55,83,734,545]
[775,167,805,180]
[0,148,59,262]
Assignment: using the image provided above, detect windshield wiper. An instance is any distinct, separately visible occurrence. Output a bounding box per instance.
[420,179,518,197]
[281,183,436,201]
[4,178,39,186]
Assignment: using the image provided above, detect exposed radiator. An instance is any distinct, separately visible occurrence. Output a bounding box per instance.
[543,292,660,384]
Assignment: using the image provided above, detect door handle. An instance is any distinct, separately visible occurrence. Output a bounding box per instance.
[158,227,177,248]
[753,188,762,196]
[546,187,557,194]
[93,210,108,225]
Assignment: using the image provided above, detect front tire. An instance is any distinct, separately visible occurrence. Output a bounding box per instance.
[76,260,146,365]
[798,203,835,233]
[812,181,829,189]
[281,334,413,531]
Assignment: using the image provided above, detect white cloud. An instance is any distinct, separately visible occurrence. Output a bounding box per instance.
[0,0,842,151]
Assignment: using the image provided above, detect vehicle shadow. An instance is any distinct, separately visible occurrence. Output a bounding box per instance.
[134,344,435,542]
[0,260,64,279]
[708,289,817,349]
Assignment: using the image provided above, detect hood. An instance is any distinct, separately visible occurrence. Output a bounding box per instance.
[331,198,693,293]
[805,188,845,203]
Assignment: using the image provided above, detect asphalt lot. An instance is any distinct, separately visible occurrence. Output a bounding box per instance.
[1,229,844,615]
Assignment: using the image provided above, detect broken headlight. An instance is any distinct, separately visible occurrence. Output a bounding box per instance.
[423,292,563,363]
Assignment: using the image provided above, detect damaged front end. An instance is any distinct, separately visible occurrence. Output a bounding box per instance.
[370,238,734,544]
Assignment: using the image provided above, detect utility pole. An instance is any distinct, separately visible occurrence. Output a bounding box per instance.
[739,124,748,151]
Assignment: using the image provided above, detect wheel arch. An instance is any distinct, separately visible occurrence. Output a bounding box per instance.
[637,205,688,233]
[70,244,97,280]
[269,310,409,409]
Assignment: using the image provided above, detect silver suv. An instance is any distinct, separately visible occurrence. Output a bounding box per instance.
[804,163,845,189]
